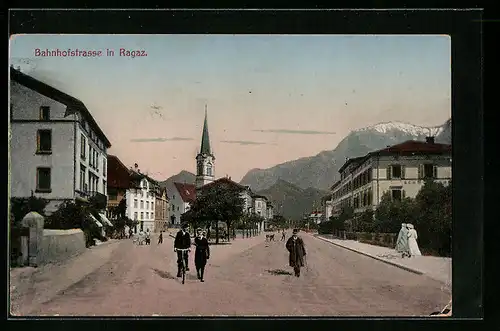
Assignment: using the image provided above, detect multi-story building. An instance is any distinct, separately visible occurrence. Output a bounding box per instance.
[106,154,133,217]
[252,194,268,232]
[321,194,333,222]
[329,138,452,217]
[166,182,196,226]
[154,188,169,232]
[125,164,160,233]
[9,67,111,227]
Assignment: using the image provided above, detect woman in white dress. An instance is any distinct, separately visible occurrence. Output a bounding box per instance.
[407,224,422,257]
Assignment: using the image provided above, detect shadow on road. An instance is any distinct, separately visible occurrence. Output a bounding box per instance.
[152,268,175,279]
[266,269,293,276]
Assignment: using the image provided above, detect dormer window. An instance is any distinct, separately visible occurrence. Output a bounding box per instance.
[40,106,50,121]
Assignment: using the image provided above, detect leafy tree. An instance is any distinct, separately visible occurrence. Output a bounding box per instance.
[271,214,288,229]
[374,192,416,233]
[188,184,244,244]
[355,209,375,233]
[413,179,452,256]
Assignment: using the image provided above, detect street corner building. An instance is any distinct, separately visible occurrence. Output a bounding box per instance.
[9,67,112,227]
[324,138,452,220]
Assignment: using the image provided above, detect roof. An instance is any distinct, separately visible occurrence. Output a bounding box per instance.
[129,169,159,186]
[107,155,131,189]
[174,182,197,203]
[338,156,365,174]
[338,140,452,175]
[252,194,268,200]
[199,107,212,155]
[10,67,112,148]
[201,177,248,191]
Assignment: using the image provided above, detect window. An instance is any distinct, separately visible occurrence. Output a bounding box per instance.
[89,146,93,166]
[387,164,404,179]
[80,164,86,191]
[177,206,180,211]
[140,212,144,220]
[423,164,436,179]
[134,212,138,220]
[36,130,52,153]
[80,135,86,159]
[151,202,154,210]
[134,199,138,208]
[173,194,175,200]
[146,201,149,209]
[207,163,213,176]
[146,212,149,219]
[197,161,203,175]
[140,200,144,209]
[96,154,100,172]
[103,159,107,176]
[36,167,51,192]
[103,180,106,195]
[391,189,402,201]
[40,106,50,120]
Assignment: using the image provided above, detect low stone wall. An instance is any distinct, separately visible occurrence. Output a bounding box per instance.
[39,229,86,265]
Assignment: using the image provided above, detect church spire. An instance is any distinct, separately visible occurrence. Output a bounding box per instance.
[200,104,212,155]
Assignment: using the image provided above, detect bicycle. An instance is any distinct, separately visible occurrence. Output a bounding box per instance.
[176,248,190,284]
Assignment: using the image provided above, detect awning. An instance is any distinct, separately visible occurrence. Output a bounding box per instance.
[99,213,113,227]
[88,213,103,227]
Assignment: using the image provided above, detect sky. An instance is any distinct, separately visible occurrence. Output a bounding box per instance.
[10,34,451,182]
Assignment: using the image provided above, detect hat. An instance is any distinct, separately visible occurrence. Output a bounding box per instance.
[292,229,299,234]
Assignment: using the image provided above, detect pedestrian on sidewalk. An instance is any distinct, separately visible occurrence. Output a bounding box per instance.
[407,224,422,257]
[194,228,210,282]
[281,229,286,241]
[145,229,151,245]
[158,231,163,244]
[395,223,410,258]
[285,229,307,277]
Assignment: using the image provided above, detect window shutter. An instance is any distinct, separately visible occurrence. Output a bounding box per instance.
[433,165,438,178]
[36,132,40,150]
[401,165,406,179]
[387,166,392,179]
[418,164,424,179]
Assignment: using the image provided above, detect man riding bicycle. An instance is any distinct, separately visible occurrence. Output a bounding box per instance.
[174,223,191,277]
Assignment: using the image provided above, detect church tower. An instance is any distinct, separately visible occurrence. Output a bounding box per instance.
[195,106,215,188]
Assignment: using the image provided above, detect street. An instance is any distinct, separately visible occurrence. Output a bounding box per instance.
[11,232,450,316]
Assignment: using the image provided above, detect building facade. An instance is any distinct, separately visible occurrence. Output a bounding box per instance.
[252,195,268,232]
[10,68,111,221]
[125,165,160,233]
[106,155,132,218]
[166,182,196,226]
[154,188,169,232]
[329,138,452,217]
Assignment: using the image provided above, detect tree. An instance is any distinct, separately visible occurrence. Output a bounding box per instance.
[374,192,416,233]
[413,179,452,256]
[188,184,244,244]
[271,214,288,229]
[355,209,375,232]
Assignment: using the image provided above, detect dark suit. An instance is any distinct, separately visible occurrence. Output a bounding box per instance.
[194,236,210,280]
[286,236,306,277]
[174,230,191,272]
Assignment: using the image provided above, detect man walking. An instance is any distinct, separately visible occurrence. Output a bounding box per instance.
[281,229,286,241]
[158,231,163,244]
[174,223,191,277]
[285,229,307,277]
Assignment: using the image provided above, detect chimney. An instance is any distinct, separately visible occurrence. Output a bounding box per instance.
[426,136,435,144]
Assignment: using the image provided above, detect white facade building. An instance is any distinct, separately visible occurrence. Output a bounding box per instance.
[329,139,452,217]
[125,168,158,233]
[165,182,196,226]
[9,68,111,216]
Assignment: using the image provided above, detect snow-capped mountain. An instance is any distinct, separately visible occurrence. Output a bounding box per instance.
[356,121,445,137]
[240,119,451,192]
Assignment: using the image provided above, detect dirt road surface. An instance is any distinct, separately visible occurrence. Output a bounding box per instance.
[10,233,450,316]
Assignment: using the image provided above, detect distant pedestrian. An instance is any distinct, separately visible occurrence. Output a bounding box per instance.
[194,228,210,282]
[145,229,151,245]
[281,229,286,241]
[129,228,133,239]
[285,229,307,277]
[407,224,422,257]
[395,223,410,257]
[158,231,163,244]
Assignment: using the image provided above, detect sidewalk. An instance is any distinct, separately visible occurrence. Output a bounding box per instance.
[9,239,124,316]
[313,234,451,289]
